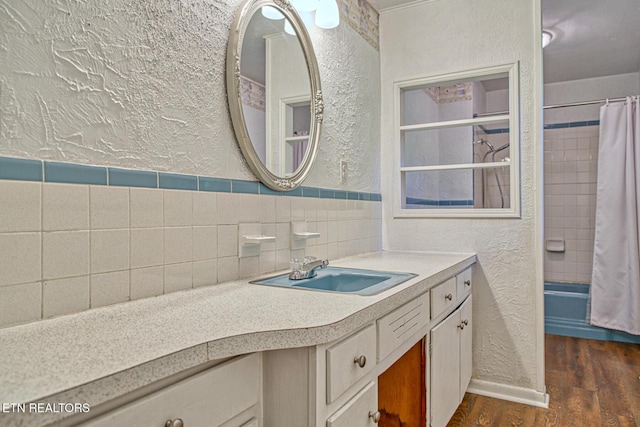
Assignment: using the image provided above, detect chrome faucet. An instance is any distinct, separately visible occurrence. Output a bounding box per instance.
[289,257,329,280]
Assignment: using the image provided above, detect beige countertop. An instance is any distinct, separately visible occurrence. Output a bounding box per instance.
[0,250,475,426]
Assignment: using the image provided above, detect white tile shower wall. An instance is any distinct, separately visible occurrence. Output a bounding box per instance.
[0,181,382,328]
[544,126,599,284]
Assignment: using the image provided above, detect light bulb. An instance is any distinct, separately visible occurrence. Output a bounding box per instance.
[262,6,284,20]
[542,30,553,48]
[315,0,339,29]
[290,0,318,12]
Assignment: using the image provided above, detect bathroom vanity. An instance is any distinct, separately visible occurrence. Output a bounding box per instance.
[0,251,475,427]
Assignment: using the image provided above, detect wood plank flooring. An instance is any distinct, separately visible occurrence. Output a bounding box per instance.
[447,334,640,427]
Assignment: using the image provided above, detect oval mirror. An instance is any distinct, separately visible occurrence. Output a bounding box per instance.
[227,0,323,191]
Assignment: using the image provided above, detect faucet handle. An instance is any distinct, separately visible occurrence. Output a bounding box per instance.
[303,256,317,265]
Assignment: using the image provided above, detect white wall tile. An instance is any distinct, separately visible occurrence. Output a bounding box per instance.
[217,256,239,283]
[131,228,163,268]
[238,194,261,223]
[91,271,130,308]
[316,221,328,245]
[164,227,193,264]
[0,181,41,232]
[164,262,192,293]
[0,232,41,286]
[193,192,217,226]
[43,183,89,231]
[91,229,130,274]
[217,193,239,225]
[304,198,317,222]
[261,223,276,251]
[275,197,291,223]
[130,188,163,228]
[217,225,238,258]
[90,186,129,229]
[0,282,41,328]
[239,256,259,279]
[130,266,164,300]
[275,249,290,270]
[259,250,276,274]
[43,231,89,280]
[193,226,217,260]
[164,190,193,227]
[259,195,277,224]
[275,223,290,250]
[193,259,217,288]
[43,276,90,318]
[290,197,305,221]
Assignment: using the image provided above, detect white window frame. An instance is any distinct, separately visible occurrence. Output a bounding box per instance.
[393,62,521,218]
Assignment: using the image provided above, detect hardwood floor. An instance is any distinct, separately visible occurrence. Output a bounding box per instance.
[447,334,640,427]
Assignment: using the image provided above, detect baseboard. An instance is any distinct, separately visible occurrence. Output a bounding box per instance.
[545,317,640,344]
[466,379,549,408]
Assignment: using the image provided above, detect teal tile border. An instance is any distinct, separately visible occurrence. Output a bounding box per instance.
[231,180,259,194]
[258,183,282,196]
[159,173,198,191]
[0,157,42,181]
[109,168,157,188]
[0,156,382,201]
[199,177,231,193]
[44,161,107,185]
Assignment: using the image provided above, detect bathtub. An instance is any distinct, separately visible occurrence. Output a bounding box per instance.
[544,282,640,344]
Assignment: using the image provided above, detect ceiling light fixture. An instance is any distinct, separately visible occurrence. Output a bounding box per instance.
[542,30,553,48]
[264,0,340,33]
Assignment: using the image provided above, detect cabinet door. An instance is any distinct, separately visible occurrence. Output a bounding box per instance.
[326,381,378,427]
[378,338,426,427]
[459,296,473,400]
[430,309,460,427]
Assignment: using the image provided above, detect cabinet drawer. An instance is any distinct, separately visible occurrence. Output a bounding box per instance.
[377,291,430,361]
[431,277,456,319]
[84,353,261,427]
[326,381,378,427]
[326,324,376,403]
[456,267,472,299]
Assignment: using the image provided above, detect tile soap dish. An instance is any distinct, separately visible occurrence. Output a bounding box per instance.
[239,223,275,257]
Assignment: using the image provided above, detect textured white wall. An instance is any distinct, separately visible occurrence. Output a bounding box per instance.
[380,0,544,398]
[0,0,380,192]
[543,72,640,123]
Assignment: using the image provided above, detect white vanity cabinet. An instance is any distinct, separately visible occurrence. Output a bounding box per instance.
[430,294,473,427]
[263,264,474,427]
[83,353,262,427]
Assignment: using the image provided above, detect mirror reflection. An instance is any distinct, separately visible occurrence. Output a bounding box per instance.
[240,10,312,177]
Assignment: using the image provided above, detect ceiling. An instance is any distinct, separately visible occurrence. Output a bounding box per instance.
[542,0,640,83]
[370,0,640,85]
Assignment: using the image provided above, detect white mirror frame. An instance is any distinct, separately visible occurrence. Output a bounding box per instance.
[392,62,521,218]
[227,0,323,191]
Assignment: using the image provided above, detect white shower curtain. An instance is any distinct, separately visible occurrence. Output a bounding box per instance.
[590,96,640,335]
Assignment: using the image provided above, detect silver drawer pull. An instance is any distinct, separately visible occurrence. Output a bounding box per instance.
[354,355,367,368]
[445,293,453,301]
[464,280,471,286]
[369,410,381,423]
[165,419,184,427]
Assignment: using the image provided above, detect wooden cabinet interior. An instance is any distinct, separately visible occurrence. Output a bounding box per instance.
[378,338,426,427]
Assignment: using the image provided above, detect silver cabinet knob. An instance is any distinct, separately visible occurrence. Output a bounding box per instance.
[445,293,453,301]
[354,355,367,368]
[464,280,471,287]
[369,410,381,423]
[462,319,469,325]
[165,419,184,427]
